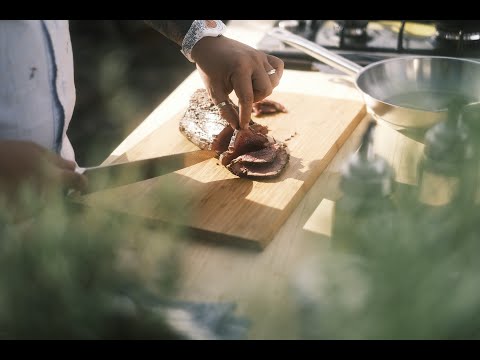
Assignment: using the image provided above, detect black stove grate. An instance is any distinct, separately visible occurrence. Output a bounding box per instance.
[257,20,480,70]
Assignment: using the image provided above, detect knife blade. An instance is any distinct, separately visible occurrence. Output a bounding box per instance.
[76,149,217,194]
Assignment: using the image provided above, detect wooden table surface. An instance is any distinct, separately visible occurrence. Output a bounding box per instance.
[100,21,425,339]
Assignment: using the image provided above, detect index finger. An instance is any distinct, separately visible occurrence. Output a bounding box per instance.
[231,72,254,130]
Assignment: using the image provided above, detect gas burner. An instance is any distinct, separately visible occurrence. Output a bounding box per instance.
[435,30,480,41]
[435,29,480,42]
[433,21,480,52]
[335,20,369,39]
[257,20,480,71]
[435,20,480,40]
[277,20,318,40]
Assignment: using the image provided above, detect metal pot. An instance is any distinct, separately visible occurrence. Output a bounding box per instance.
[268,27,480,129]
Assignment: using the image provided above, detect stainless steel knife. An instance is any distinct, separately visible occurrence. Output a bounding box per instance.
[75,149,217,194]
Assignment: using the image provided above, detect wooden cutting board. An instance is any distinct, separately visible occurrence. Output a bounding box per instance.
[78,91,365,249]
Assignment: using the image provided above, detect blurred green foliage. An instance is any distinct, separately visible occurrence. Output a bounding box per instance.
[293,113,480,339]
[0,185,183,339]
[0,178,248,339]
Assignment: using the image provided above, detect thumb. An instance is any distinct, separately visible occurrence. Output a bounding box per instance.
[208,87,241,130]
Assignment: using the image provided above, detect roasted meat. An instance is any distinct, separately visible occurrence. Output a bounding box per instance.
[179,89,289,179]
[252,99,288,116]
[226,143,290,179]
[179,89,229,151]
[219,128,270,166]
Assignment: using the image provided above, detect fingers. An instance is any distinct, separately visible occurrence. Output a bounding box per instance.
[39,149,87,192]
[40,147,77,170]
[248,55,283,119]
[58,168,88,192]
[52,157,77,171]
[201,51,284,131]
[219,103,241,131]
[208,86,241,130]
[252,68,273,103]
[231,72,255,130]
[265,55,284,88]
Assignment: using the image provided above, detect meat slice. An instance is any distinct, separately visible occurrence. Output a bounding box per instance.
[252,99,288,116]
[219,128,270,166]
[232,145,278,164]
[249,122,269,135]
[211,126,234,153]
[226,143,290,179]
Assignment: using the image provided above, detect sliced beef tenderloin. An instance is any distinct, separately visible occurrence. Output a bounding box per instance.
[249,121,269,135]
[219,128,271,166]
[231,145,278,164]
[226,143,290,179]
[211,126,234,153]
[252,99,288,116]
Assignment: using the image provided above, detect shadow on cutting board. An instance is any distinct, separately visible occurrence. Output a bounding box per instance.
[73,154,327,251]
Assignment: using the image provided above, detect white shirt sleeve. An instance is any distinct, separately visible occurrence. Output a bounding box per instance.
[0,20,76,162]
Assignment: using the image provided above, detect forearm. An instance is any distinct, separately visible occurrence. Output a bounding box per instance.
[144,20,194,46]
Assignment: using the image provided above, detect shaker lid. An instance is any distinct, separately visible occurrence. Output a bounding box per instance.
[340,121,395,197]
[424,98,469,163]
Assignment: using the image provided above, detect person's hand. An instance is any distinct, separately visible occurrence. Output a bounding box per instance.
[191,35,284,130]
[0,140,87,197]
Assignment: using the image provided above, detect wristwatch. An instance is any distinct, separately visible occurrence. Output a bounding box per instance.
[181,20,227,62]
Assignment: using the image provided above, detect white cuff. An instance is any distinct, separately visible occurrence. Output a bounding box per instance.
[181,20,227,62]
